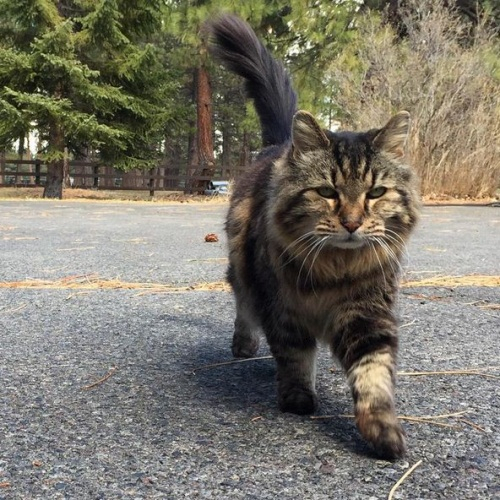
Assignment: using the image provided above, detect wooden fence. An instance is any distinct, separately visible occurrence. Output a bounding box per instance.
[0,158,245,194]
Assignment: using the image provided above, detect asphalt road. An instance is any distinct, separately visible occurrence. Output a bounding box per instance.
[0,200,499,499]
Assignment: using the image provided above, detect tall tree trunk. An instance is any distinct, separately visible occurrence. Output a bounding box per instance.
[186,67,197,186]
[17,133,25,160]
[190,43,214,193]
[196,63,214,167]
[43,122,65,199]
[44,78,65,198]
[63,147,72,188]
[239,130,250,169]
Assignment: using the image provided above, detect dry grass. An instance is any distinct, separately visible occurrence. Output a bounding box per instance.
[81,367,118,390]
[0,187,229,204]
[477,303,500,310]
[1,274,497,293]
[310,409,490,435]
[332,0,500,198]
[402,275,500,288]
[0,274,230,293]
[0,186,495,205]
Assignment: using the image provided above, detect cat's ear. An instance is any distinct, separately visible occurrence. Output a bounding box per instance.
[292,111,330,156]
[371,111,410,159]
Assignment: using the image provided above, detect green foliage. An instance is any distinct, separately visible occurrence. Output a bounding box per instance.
[1,0,498,196]
[0,0,174,171]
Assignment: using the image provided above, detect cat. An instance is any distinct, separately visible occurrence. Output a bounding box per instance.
[207,14,420,459]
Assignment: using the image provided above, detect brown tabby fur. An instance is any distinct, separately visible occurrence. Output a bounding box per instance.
[208,14,420,459]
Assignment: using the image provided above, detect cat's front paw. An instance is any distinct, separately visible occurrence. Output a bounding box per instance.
[278,387,318,415]
[356,409,406,460]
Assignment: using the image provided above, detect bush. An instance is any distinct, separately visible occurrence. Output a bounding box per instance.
[331,0,500,198]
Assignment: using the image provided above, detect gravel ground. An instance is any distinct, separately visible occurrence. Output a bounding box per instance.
[0,201,498,499]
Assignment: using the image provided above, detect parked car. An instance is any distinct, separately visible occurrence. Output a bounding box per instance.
[204,180,230,196]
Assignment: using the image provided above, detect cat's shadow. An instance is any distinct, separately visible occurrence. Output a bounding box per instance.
[189,330,372,458]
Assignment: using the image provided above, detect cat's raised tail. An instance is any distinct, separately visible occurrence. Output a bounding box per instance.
[206,14,297,148]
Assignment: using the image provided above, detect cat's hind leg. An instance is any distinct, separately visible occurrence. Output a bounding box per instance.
[232,295,260,358]
[334,316,405,459]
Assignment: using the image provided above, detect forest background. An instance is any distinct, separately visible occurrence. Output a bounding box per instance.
[0,0,499,199]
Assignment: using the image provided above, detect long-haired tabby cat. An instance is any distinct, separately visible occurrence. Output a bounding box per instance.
[207,14,420,459]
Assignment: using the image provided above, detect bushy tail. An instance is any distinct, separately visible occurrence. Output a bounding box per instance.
[206,14,297,147]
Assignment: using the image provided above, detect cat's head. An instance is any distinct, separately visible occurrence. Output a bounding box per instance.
[272,111,420,251]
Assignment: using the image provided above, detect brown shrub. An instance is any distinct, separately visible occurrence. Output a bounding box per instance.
[331,0,500,198]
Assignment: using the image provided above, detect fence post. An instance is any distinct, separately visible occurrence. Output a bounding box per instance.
[0,151,5,185]
[149,167,155,196]
[93,165,99,188]
[35,160,41,185]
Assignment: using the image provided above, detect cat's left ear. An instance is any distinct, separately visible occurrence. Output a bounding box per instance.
[292,111,330,156]
[371,111,410,159]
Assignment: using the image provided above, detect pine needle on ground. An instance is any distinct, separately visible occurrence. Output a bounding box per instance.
[388,460,423,500]
[81,367,118,390]
[402,275,500,288]
[0,275,230,293]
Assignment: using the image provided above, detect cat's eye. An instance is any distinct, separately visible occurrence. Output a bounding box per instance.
[316,186,339,199]
[367,186,387,199]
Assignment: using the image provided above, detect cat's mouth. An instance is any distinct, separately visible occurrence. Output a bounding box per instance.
[328,233,366,249]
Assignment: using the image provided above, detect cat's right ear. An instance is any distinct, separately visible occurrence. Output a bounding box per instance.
[292,111,330,157]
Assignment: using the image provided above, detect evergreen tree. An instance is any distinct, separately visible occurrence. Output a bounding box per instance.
[0,0,172,198]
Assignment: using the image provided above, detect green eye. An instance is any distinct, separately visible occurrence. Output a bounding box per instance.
[317,186,339,199]
[367,186,387,199]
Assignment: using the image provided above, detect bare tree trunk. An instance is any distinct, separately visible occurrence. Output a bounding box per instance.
[187,68,198,176]
[43,121,65,199]
[17,133,25,160]
[63,147,71,188]
[239,130,250,168]
[190,44,215,193]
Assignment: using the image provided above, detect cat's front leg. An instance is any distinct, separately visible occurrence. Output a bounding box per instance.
[335,316,405,459]
[269,337,318,415]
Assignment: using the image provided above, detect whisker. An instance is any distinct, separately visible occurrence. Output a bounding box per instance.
[383,229,410,266]
[369,240,388,290]
[377,240,401,275]
[371,236,402,279]
[297,237,325,291]
[384,228,407,246]
[278,232,316,269]
[306,236,329,296]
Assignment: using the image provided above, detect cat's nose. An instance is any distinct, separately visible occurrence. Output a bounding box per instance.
[341,218,363,233]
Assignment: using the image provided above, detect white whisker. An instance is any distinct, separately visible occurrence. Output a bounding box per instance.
[306,236,329,296]
[372,236,403,278]
[369,240,388,290]
[297,237,326,291]
[278,231,316,269]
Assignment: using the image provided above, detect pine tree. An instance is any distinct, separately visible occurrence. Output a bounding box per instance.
[0,0,172,198]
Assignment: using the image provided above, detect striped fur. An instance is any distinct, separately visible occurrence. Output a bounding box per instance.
[208,15,420,459]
